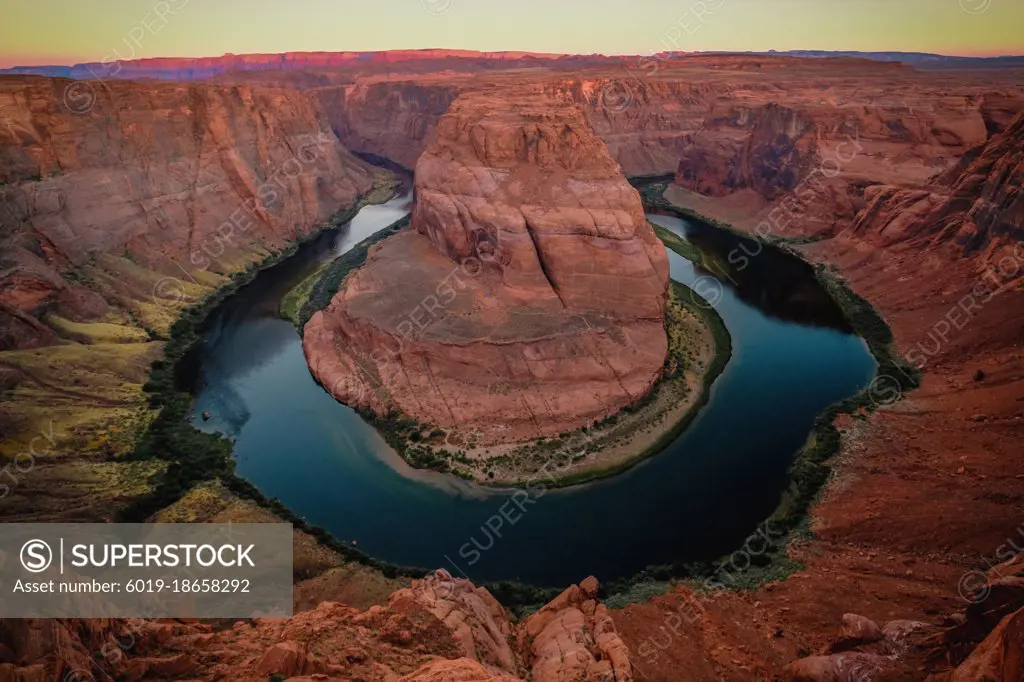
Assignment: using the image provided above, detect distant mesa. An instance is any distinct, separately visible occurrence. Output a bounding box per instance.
[5,48,1022,81]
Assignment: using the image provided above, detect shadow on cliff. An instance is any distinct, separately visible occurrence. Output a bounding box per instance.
[651,209,854,333]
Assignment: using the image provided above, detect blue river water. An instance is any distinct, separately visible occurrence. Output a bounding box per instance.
[189,186,876,587]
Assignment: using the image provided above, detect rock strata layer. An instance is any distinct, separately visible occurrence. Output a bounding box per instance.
[0,75,375,348]
[849,110,1024,263]
[304,92,669,442]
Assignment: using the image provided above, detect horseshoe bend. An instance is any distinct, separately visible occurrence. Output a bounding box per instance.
[300,91,717,482]
[1,13,1024,682]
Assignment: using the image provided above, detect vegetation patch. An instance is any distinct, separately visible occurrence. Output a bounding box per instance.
[0,341,161,466]
[294,216,410,329]
[44,314,151,344]
[279,178,401,325]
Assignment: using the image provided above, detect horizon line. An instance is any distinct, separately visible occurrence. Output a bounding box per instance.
[3,46,1023,71]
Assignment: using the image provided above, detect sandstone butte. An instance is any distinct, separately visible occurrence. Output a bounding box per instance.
[1,53,1024,682]
[303,91,670,443]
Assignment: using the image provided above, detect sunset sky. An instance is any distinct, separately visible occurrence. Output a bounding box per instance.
[1,0,1022,68]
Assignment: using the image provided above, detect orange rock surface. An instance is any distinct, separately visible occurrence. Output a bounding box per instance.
[850,110,1024,262]
[0,575,632,682]
[304,91,669,442]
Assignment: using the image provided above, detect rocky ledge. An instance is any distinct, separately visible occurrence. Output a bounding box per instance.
[2,573,634,682]
[303,91,670,446]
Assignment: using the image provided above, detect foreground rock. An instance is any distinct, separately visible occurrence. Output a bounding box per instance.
[782,612,934,681]
[520,576,634,682]
[949,607,1024,682]
[304,91,669,443]
[390,570,517,674]
[0,574,631,682]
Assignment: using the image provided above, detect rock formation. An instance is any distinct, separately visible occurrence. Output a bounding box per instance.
[849,110,1024,264]
[316,80,460,170]
[519,575,634,682]
[304,91,669,442]
[919,555,1024,673]
[0,75,376,348]
[949,608,1024,682]
[675,103,819,200]
[299,57,1021,237]
[390,570,518,674]
[782,613,935,681]
[661,65,1003,239]
[0,575,632,682]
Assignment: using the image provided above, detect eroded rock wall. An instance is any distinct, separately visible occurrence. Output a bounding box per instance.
[0,75,376,347]
[315,81,460,170]
[303,90,669,442]
[848,110,1024,262]
[0,574,633,682]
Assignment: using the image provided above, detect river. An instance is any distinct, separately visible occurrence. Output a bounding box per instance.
[187,183,876,587]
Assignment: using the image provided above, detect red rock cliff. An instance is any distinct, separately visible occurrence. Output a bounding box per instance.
[1,574,634,682]
[0,75,376,348]
[315,81,460,170]
[848,110,1024,263]
[303,91,669,443]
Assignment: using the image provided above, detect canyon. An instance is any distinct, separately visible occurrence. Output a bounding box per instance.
[1,51,1023,681]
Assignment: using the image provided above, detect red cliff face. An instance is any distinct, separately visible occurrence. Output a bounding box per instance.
[646,61,1023,239]
[0,75,375,347]
[303,91,669,443]
[314,81,461,170]
[675,102,819,200]
[848,110,1024,264]
[300,58,1022,213]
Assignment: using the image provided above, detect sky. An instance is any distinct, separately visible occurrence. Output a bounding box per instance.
[1,0,1022,68]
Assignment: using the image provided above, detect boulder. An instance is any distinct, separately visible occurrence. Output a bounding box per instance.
[830,614,884,652]
[256,641,317,678]
[389,570,517,674]
[519,577,633,682]
[950,607,1024,682]
[783,652,888,682]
